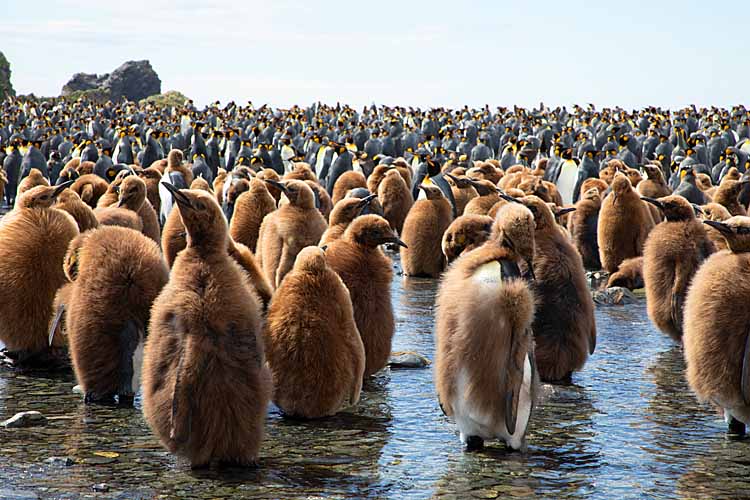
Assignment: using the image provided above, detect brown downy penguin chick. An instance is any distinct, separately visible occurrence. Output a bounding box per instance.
[696,173,716,199]
[116,175,160,244]
[139,167,163,215]
[283,162,317,182]
[305,180,333,221]
[0,183,79,367]
[641,195,715,341]
[625,168,643,187]
[367,164,391,194]
[606,257,645,290]
[95,206,144,232]
[165,149,194,187]
[683,216,750,436]
[637,164,671,199]
[520,195,596,383]
[190,177,211,191]
[391,158,413,187]
[701,203,732,251]
[57,226,168,405]
[598,173,655,273]
[325,215,405,376]
[581,178,609,196]
[466,162,502,185]
[568,187,602,271]
[549,204,576,230]
[518,176,554,203]
[445,173,479,215]
[226,239,273,311]
[487,188,525,219]
[378,168,414,234]
[256,168,282,203]
[319,194,377,246]
[223,177,250,221]
[55,189,99,232]
[713,178,749,216]
[77,160,95,176]
[598,159,626,185]
[463,179,501,215]
[71,174,108,208]
[212,170,228,205]
[441,214,494,263]
[400,184,453,277]
[96,170,132,208]
[332,171,367,204]
[17,168,49,195]
[257,179,327,289]
[142,185,271,468]
[434,202,538,451]
[229,178,276,252]
[264,247,365,417]
[160,178,216,267]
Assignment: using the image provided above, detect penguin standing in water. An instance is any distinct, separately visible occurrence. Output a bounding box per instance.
[554,147,579,205]
[434,202,538,451]
[54,226,168,405]
[0,183,78,368]
[684,216,750,437]
[400,183,454,277]
[641,195,715,341]
[256,179,327,289]
[567,187,602,271]
[142,185,271,468]
[517,196,596,383]
[264,247,365,418]
[598,173,655,272]
[325,215,405,377]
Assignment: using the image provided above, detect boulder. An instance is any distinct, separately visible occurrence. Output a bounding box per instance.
[61,60,161,101]
[388,351,431,369]
[592,286,638,306]
[2,411,47,428]
[0,51,14,99]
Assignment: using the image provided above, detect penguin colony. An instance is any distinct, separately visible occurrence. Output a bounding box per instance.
[2,98,750,465]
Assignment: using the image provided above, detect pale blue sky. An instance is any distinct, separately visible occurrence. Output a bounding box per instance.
[1,1,747,109]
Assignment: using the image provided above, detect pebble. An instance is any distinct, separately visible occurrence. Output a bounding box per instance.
[592,287,637,306]
[388,351,431,369]
[1,411,47,428]
[92,483,110,493]
[44,456,75,466]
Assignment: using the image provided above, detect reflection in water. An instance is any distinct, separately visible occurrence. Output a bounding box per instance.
[2,259,750,498]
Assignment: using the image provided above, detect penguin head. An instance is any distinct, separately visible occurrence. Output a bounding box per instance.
[417,183,445,200]
[517,195,556,232]
[345,214,406,248]
[295,246,328,273]
[265,179,315,209]
[467,178,498,197]
[490,202,536,276]
[117,175,147,211]
[445,173,474,189]
[17,181,74,209]
[581,187,602,203]
[642,164,665,183]
[330,194,378,225]
[610,172,633,196]
[168,149,184,169]
[162,185,228,250]
[641,195,695,222]
[703,216,750,253]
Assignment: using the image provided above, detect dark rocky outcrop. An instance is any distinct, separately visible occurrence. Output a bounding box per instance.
[0,51,14,99]
[61,60,161,101]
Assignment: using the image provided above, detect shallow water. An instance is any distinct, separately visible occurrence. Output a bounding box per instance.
[1,257,749,499]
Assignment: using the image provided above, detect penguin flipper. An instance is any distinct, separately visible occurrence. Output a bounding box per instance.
[504,325,526,435]
[741,330,750,405]
[48,303,66,347]
[170,338,194,446]
[117,320,140,401]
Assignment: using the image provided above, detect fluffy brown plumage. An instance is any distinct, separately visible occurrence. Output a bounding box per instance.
[445,173,478,215]
[521,196,596,382]
[378,169,413,234]
[606,257,644,290]
[257,179,327,289]
[713,179,748,216]
[684,216,750,432]
[400,184,453,277]
[568,188,602,271]
[319,195,376,246]
[441,214,493,263]
[142,186,271,468]
[117,175,160,244]
[332,171,367,204]
[263,246,365,417]
[71,174,108,208]
[55,189,99,232]
[463,179,501,215]
[642,195,715,341]
[598,173,655,273]
[701,203,732,251]
[305,180,333,221]
[60,226,168,404]
[434,202,538,451]
[325,215,402,376]
[17,168,49,195]
[637,164,671,199]
[0,184,79,365]
[229,178,276,253]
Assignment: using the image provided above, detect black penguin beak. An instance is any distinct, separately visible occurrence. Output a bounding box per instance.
[117,194,128,208]
[640,196,664,211]
[556,207,577,216]
[319,245,328,252]
[703,219,733,235]
[51,180,75,199]
[223,202,234,222]
[524,260,536,282]
[691,204,704,216]
[264,179,288,194]
[356,193,377,211]
[498,191,519,203]
[162,182,194,210]
[387,234,408,248]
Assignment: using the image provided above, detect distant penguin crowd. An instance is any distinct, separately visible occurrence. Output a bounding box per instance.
[2,96,750,465]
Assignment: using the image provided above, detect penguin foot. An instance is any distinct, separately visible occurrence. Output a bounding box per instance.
[116,393,135,407]
[84,392,117,406]
[727,417,746,439]
[464,436,484,452]
[0,348,69,372]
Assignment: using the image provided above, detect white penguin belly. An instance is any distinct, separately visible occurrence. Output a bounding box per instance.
[131,340,145,393]
[556,163,578,205]
[506,354,533,450]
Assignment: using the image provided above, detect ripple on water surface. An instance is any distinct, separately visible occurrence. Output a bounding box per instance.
[1,256,750,499]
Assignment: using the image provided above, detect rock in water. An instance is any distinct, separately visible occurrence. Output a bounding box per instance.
[388,351,431,369]
[2,411,47,428]
[592,287,638,306]
[61,60,161,101]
